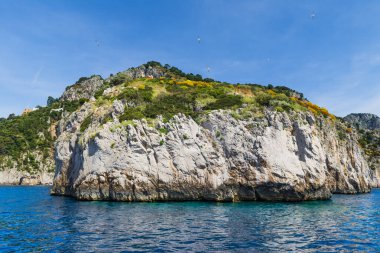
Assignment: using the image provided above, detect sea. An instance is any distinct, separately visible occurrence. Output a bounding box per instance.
[0,186,379,252]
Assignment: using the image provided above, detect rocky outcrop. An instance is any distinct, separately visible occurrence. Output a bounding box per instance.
[61,76,104,101]
[120,65,168,80]
[0,151,54,185]
[60,65,166,102]
[0,169,53,185]
[19,173,53,185]
[51,104,373,201]
[344,113,380,130]
[373,169,380,188]
[344,113,380,187]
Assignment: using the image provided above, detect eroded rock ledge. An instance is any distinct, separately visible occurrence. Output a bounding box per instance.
[0,169,53,185]
[51,109,375,201]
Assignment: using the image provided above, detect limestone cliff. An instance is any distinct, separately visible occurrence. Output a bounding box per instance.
[344,113,380,130]
[119,64,168,79]
[51,101,374,201]
[344,113,380,187]
[0,169,53,185]
[0,151,54,185]
[61,76,104,101]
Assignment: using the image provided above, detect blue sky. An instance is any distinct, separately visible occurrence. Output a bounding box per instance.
[0,0,380,117]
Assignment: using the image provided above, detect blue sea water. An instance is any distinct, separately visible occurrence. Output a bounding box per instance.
[0,187,379,252]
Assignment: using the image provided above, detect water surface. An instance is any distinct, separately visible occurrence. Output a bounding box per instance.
[0,186,379,252]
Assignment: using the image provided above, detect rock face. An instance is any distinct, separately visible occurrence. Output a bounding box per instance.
[344,113,380,187]
[61,66,166,102]
[51,106,374,201]
[373,169,380,188]
[120,65,167,79]
[0,169,53,185]
[0,149,55,185]
[19,173,53,185]
[61,76,104,101]
[344,113,380,130]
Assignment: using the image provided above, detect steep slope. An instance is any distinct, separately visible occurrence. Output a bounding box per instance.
[61,75,104,101]
[0,62,206,185]
[344,113,380,186]
[344,113,380,130]
[49,62,376,201]
[51,108,372,201]
[0,76,104,185]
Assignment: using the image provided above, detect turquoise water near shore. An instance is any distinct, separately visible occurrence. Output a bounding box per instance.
[0,186,379,252]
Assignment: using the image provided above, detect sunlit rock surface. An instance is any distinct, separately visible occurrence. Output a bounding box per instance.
[51,106,374,201]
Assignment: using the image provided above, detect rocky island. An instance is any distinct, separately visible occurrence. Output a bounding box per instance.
[0,62,378,201]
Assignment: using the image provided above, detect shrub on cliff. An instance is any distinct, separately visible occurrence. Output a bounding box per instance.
[80,115,92,132]
[255,92,272,106]
[110,73,128,86]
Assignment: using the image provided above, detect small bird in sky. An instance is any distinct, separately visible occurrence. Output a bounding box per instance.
[95,39,101,47]
[207,66,211,73]
[310,11,316,19]
[197,37,201,44]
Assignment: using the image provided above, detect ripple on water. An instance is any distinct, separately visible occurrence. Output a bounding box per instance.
[0,186,379,252]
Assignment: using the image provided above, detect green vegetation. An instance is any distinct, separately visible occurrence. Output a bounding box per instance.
[357,129,380,170]
[0,107,53,172]
[0,97,87,170]
[107,75,335,124]
[114,79,244,121]
[0,107,52,158]
[80,115,92,132]
[159,128,169,135]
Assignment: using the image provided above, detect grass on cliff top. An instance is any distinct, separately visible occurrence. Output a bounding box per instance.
[92,75,336,125]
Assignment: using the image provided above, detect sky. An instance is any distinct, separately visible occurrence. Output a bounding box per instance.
[0,0,380,117]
